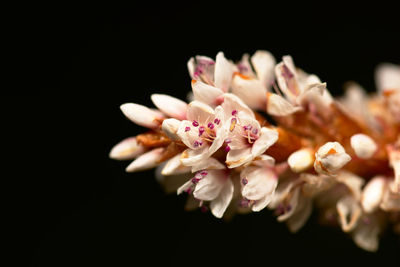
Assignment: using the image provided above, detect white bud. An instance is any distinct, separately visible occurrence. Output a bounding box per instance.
[361,176,386,213]
[288,148,314,173]
[314,142,351,175]
[350,134,377,159]
[161,118,181,140]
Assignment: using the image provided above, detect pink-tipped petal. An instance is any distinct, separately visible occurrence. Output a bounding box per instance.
[186,101,215,123]
[151,94,187,120]
[210,178,234,218]
[241,166,277,201]
[191,80,224,106]
[250,50,276,87]
[231,74,266,110]
[109,137,145,160]
[214,52,233,92]
[226,147,252,168]
[125,147,164,172]
[120,103,164,129]
[251,127,278,158]
[222,93,255,119]
[193,170,226,201]
[266,93,302,116]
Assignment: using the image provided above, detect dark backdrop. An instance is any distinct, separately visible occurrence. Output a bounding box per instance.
[26,3,400,266]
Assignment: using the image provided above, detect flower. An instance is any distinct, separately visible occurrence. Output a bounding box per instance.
[111,51,400,252]
[240,155,278,212]
[222,93,278,168]
[177,167,234,218]
[177,101,227,167]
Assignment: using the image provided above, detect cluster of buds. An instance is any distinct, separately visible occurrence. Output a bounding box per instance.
[110,51,400,252]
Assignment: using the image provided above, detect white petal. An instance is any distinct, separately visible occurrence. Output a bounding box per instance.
[180,147,209,166]
[350,134,377,159]
[231,73,266,110]
[210,178,234,218]
[161,154,191,176]
[375,63,400,93]
[336,195,362,232]
[187,57,195,78]
[361,176,386,213]
[250,50,276,87]
[314,142,351,175]
[266,93,302,116]
[214,52,233,92]
[177,120,203,149]
[286,197,312,233]
[226,148,253,168]
[120,103,164,129]
[299,82,332,109]
[380,180,400,211]
[269,177,299,209]
[288,148,314,173]
[336,171,365,200]
[252,193,274,212]
[205,106,227,156]
[125,147,164,172]
[193,170,226,201]
[186,100,215,123]
[109,137,145,160]
[161,118,181,140]
[275,58,300,104]
[222,93,255,119]
[251,127,278,158]
[277,187,301,222]
[252,154,275,167]
[191,80,224,106]
[352,215,382,252]
[191,157,226,172]
[151,94,187,120]
[241,166,278,201]
[177,179,193,195]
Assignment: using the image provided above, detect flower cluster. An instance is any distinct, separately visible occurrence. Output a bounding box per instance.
[110,51,400,252]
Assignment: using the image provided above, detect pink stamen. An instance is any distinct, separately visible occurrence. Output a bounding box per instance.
[243,124,252,131]
[185,187,192,194]
[225,145,231,152]
[191,177,201,184]
[185,126,191,132]
[207,122,214,129]
[194,140,200,147]
[192,120,199,127]
[242,178,248,185]
[214,118,220,125]
[232,110,238,116]
[200,170,208,176]
[252,128,258,135]
[198,126,205,136]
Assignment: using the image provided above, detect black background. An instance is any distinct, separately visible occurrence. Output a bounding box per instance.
[22,3,400,266]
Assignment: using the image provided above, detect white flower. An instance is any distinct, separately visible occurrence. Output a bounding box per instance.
[350,133,377,159]
[177,168,234,218]
[314,142,351,175]
[240,155,277,212]
[177,101,227,167]
[222,93,278,168]
[267,55,332,116]
[188,52,234,106]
